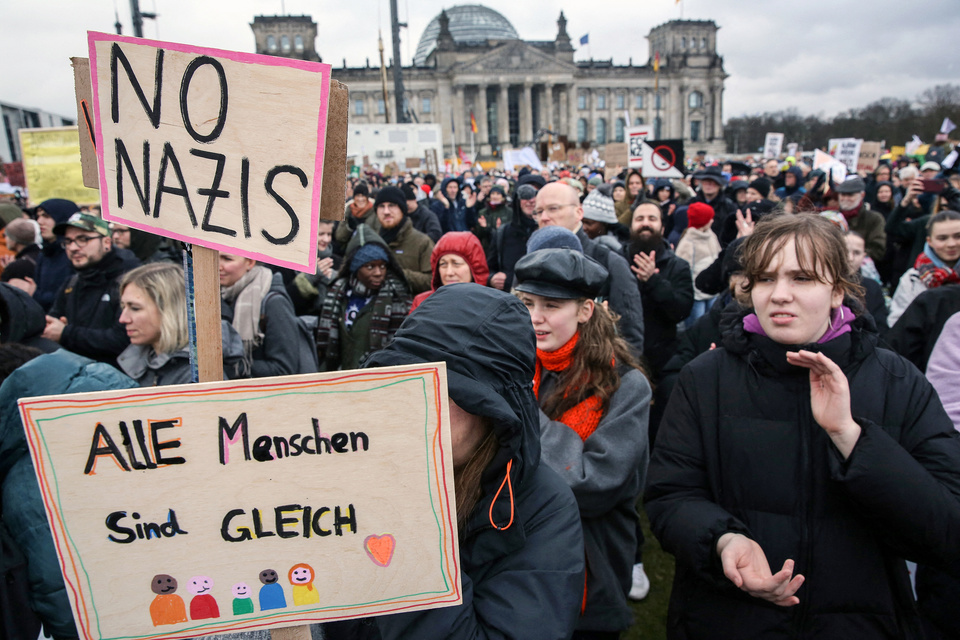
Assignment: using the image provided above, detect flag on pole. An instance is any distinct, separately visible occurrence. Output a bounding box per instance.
[451,108,455,135]
[579,34,589,46]
[653,51,660,72]
[941,117,957,135]
[470,111,478,134]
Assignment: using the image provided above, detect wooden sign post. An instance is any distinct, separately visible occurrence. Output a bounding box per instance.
[18,364,460,639]
[64,32,362,638]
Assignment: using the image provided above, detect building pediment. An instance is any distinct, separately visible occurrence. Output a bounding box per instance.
[452,40,577,75]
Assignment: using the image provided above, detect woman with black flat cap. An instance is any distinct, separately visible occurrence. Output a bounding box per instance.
[514,248,652,639]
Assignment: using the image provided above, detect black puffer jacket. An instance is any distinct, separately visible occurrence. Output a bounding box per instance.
[485,198,537,291]
[48,248,140,363]
[366,284,585,640]
[646,308,960,640]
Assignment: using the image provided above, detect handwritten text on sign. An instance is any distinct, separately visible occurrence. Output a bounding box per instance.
[87,32,331,273]
[19,364,460,640]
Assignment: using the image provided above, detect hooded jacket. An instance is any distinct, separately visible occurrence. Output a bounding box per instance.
[48,247,141,363]
[317,225,411,371]
[0,351,137,638]
[410,232,489,312]
[381,217,434,295]
[646,307,960,640]
[32,199,79,311]
[366,284,585,640]
[432,178,478,233]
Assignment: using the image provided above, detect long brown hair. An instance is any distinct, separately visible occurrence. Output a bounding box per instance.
[540,302,647,420]
[454,426,498,536]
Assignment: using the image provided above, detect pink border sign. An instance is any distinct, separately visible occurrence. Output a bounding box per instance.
[87,31,332,273]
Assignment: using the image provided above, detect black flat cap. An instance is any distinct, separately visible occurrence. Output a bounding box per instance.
[514,248,608,299]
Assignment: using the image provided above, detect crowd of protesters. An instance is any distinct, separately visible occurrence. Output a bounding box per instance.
[1,136,959,640]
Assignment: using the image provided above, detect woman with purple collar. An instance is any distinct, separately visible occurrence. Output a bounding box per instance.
[646,214,960,639]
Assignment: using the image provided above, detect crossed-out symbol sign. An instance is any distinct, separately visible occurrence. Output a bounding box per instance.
[651,145,676,171]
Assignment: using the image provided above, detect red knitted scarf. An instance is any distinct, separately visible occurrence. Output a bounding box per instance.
[915,250,960,289]
[350,199,373,219]
[533,333,604,441]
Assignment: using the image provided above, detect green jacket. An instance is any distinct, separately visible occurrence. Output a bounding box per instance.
[384,218,434,295]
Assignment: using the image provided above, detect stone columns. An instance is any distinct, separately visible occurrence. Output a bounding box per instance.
[670,81,682,139]
[559,85,568,138]
[568,84,578,141]
[453,84,464,147]
[545,82,555,133]
[521,82,533,144]
[477,83,488,144]
[498,81,510,146]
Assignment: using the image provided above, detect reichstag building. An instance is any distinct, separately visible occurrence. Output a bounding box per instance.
[252,5,728,158]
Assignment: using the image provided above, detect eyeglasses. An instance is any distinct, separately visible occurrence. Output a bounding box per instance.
[533,203,577,217]
[60,234,103,248]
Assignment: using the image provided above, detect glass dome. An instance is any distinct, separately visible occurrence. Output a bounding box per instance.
[413,5,519,66]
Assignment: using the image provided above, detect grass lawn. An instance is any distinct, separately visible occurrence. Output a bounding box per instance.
[623,508,675,640]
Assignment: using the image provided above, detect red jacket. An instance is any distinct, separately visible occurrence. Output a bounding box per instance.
[410,232,490,312]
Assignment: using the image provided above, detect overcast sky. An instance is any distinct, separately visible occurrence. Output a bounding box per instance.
[7,0,959,127]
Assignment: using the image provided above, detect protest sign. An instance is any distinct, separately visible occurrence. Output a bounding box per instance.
[603,143,628,169]
[548,142,566,163]
[19,364,460,640]
[828,138,863,173]
[641,139,684,178]
[565,149,584,166]
[857,141,882,173]
[626,125,651,168]
[71,57,100,189]
[763,133,785,159]
[814,148,846,183]
[503,148,543,172]
[786,142,799,159]
[20,127,101,205]
[87,32,334,273]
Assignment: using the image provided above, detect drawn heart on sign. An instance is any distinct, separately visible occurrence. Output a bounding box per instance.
[364,534,396,567]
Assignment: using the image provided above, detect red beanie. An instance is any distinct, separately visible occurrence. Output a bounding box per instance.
[687,202,715,229]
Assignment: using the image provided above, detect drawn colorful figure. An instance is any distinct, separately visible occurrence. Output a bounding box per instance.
[149,574,187,626]
[288,563,320,606]
[232,582,255,615]
[258,568,287,610]
[186,575,220,620]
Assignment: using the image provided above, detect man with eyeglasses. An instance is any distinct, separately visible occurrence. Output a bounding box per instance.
[42,213,140,363]
[535,181,645,357]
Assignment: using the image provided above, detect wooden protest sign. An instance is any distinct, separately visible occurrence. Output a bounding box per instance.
[603,143,628,169]
[87,32,335,273]
[548,142,566,163]
[857,141,882,173]
[18,364,461,640]
[19,126,101,206]
[71,57,100,189]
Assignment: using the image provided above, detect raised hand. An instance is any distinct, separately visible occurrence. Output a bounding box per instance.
[786,349,861,458]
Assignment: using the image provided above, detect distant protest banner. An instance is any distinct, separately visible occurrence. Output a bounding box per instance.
[603,143,628,168]
[857,142,882,173]
[626,125,651,168]
[20,127,101,205]
[19,364,460,640]
[87,32,333,273]
[763,133,785,159]
[814,149,847,183]
[828,138,863,173]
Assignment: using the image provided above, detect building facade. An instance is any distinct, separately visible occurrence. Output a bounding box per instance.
[1,101,75,164]
[251,6,727,159]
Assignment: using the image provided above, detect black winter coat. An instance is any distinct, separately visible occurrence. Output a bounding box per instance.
[646,310,960,640]
[886,284,960,372]
[485,199,537,291]
[48,248,140,363]
[625,240,693,376]
[365,284,585,640]
[0,283,59,352]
